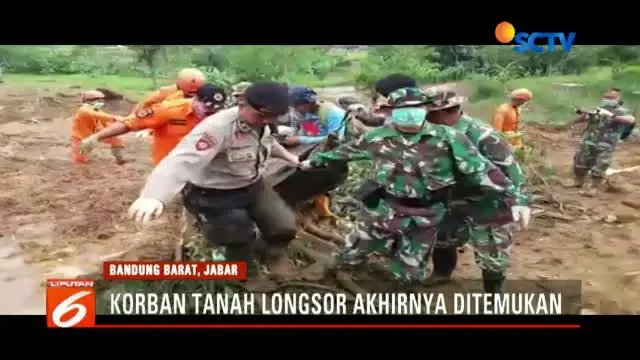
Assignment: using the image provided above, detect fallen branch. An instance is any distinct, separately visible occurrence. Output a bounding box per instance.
[536,210,576,222]
[289,240,331,264]
[298,262,330,281]
[527,165,565,211]
[302,217,344,245]
[297,230,338,253]
[335,270,368,295]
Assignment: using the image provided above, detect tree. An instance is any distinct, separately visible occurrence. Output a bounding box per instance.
[128,45,165,88]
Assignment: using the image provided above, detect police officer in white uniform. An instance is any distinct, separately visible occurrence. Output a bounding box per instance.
[128,81,300,278]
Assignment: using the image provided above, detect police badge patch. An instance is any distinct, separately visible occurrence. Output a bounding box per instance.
[195,133,217,151]
[135,108,154,118]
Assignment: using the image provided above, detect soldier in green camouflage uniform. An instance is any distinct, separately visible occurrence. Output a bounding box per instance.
[569,88,636,196]
[336,74,418,137]
[421,88,531,292]
[300,88,523,284]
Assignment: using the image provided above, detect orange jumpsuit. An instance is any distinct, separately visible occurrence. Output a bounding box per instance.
[71,104,124,164]
[124,98,203,165]
[132,85,186,113]
[493,103,522,148]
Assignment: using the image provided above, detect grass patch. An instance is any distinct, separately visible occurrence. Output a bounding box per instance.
[465,67,640,125]
[3,71,357,99]
[4,73,157,98]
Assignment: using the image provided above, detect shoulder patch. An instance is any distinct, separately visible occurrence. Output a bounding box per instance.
[135,108,154,118]
[195,133,217,151]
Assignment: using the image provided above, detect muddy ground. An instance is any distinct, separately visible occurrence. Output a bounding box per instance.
[0,83,639,315]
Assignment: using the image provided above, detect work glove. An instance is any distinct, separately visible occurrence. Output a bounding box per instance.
[276,125,296,137]
[347,103,367,113]
[596,108,614,118]
[510,205,532,229]
[299,159,313,170]
[135,130,152,140]
[128,197,165,224]
[79,135,99,155]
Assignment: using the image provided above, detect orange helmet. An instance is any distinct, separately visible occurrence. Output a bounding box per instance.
[510,88,533,101]
[177,68,206,93]
[81,90,105,102]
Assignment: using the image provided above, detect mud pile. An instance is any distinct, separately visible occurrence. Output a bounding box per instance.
[0,84,177,283]
[0,85,136,126]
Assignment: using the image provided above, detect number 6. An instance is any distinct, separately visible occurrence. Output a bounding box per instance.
[51,291,92,328]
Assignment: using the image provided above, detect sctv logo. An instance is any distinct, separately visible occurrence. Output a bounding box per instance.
[495,21,576,53]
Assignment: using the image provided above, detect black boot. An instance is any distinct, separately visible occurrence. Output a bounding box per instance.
[482,270,506,293]
[423,247,458,286]
[225,244,259,277]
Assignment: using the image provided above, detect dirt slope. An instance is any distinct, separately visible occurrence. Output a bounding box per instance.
[1,82,639,314]
[0,84,179,314]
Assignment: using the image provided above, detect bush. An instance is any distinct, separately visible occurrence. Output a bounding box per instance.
[468,74,505,101]
[3,45,640,95]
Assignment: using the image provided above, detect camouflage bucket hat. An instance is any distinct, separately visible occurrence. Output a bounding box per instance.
[232,81,253,96]
[386,87,428,108]
[424,87,466,111]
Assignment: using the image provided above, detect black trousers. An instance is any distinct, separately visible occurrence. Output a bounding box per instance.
[181,180,297,263]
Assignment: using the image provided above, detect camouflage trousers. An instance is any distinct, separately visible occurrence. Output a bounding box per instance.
[436,219,513,274]
[573,142,614,181]
[334,200,445,283]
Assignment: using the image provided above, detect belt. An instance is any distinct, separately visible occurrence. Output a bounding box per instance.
[183,180,262,197]
[381,192,447,208]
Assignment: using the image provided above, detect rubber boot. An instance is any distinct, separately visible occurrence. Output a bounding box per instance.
[582,178,603,197]
[110,147,127,165]
[423,247,458,286]
[566,175,586,188]
[482,270,506,293]
[225,244,256,274]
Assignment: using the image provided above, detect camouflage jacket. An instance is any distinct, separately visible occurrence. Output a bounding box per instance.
[453,114,529,206]
[310,123,518,207]
[581,105,631,147]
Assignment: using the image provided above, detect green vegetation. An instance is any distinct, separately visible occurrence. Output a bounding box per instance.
[2,45,640,125]
[2,45,639,88]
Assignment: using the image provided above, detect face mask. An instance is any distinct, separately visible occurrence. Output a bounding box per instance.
[600,99,619,108]
[391,108,426,128]
[92,101,105,109]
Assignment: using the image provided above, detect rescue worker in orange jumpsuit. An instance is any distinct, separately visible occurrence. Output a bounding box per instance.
[79,84,226,166]
[132,68,207,140]
[70,90,128,165]
[132,68,207,113]
[493,88,533,158]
